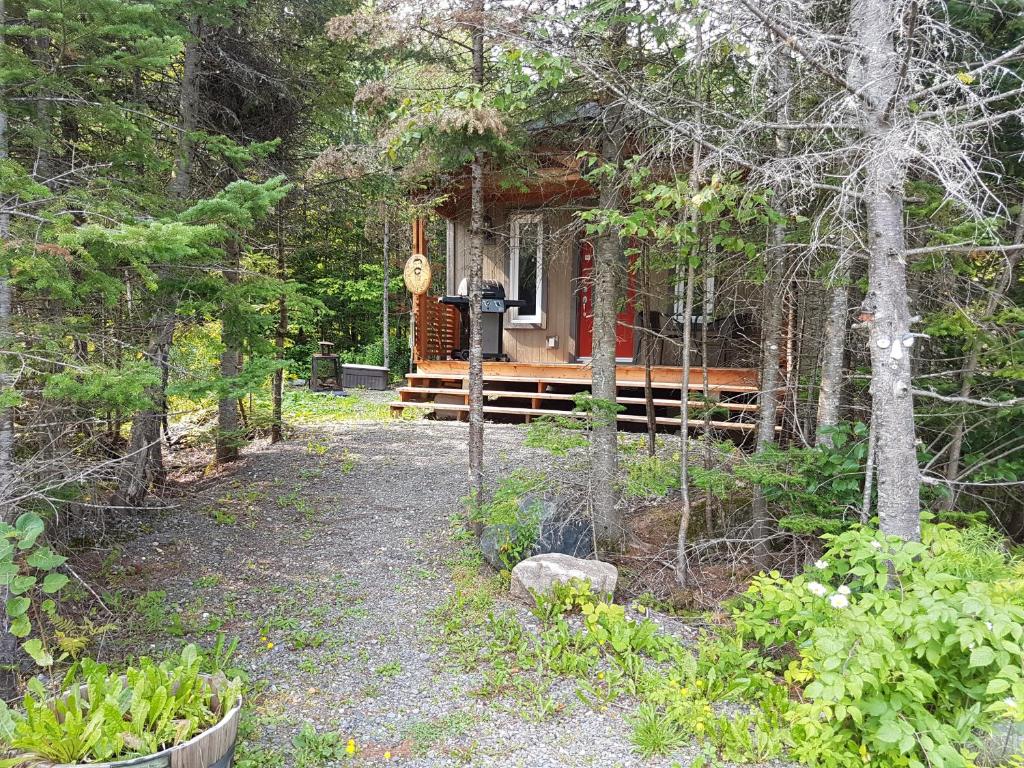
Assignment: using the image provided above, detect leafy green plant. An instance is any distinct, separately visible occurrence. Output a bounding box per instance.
[630,702,688,757]
[0,645,241,764]
[733,523,1024,768]
[470,470,548,568]
[0,511,71,666]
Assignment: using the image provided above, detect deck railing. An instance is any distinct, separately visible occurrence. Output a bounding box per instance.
[413,293,461,362]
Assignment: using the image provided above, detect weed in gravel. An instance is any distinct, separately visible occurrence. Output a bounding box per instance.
[305,439,330,457]
[360,683,381,699]
[134,590,185,636]
[375,661,402,678]
[630,702,688,757]
[297,657,317,675]
[338,449,358,474]
[194,574,222,589]
[289,630,327,650]
[404,712,474,757]
[291,724,348,768]
[210,507,237,525]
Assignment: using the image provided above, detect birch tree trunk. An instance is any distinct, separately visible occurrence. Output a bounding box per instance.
[849,0,921,541]
[466,0,486,504]
[591,98,626,549]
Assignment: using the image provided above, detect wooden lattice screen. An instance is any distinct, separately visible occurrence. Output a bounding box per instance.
[414,294,461,362]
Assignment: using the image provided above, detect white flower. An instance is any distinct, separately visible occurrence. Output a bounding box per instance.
[807,581,828,597]
[870,541,882,550]
[829,593,850,609]
[837,585,851,595]
[814,559,829,570]
[1005,697,1017,709]
[986,622,994,631]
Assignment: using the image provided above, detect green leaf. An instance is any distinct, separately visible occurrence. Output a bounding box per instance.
[41,573,68,594]
[14,513,44,550]
[5,596,29,617]
[986,678,1010,696]
[21,638,52,667]
[26,547,66,571]
[970,646,995,667]
[8,575,35,595]
[9,615,29,638]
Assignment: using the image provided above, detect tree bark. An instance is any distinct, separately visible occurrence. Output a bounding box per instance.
[114,12,201,505]
[0,0,20,697]
[170,15,202,200]
[272,215,287,444]
[941,206,1023,503]
[815,260,850,446]
[216,239,241,464]
[591,97,626,550]
[466,0,486,504]
[849,0,921,541]
[640,245,656,457]
[675,261,696,587]
[382,213,391,372]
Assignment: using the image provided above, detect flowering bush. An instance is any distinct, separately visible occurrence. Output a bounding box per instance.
[732,524,1024,768]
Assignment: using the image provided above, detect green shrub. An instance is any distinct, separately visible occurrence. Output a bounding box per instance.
[732,523,1024,768]
[0,645,241,764]
[471,471,549,568]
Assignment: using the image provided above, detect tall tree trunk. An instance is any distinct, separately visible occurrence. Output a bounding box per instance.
[169,15,202,200]
[849,0,921,541]
[640,246,656,457]
[750,51,792,542]
[466,0,486,504]
[272,215,287,444]
[815,257,850,446]
[216,239,241,464]
[941,206,1024,504]
[382,213,391,372]
[0,0,20,698]
[114,13,201,505]
[676,261,696,586]
[591,97,626,549]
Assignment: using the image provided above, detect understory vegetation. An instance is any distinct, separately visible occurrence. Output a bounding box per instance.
[439,518,1024,768]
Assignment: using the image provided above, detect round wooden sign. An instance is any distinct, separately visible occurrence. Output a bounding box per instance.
[403,253,431,295]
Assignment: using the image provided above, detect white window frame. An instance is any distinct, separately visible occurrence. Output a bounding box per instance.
[509,212,544,325]
[673,272,716,324]
[445,218,456,295]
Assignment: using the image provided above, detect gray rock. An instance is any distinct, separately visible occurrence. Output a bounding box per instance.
[527,495,594,560]
[479,523,518,569]
[510,553,618,600]
[976,720,1024,766]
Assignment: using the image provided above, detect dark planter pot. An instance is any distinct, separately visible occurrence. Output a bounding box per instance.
[41,675,241,768]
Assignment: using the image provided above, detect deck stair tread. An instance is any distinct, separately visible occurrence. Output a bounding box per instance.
[388,401,757,432]
[396,386,757,412]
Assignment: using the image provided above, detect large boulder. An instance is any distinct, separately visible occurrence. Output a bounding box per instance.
[510,553,618,600]
[479,495,593,570]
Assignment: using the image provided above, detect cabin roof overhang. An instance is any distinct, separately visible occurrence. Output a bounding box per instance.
[432,150,597,218]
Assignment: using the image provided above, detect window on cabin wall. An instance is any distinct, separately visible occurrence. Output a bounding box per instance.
[673,271,716,324]
[509,212,543,325]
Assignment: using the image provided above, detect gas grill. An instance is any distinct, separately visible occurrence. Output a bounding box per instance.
[441,280,526,361]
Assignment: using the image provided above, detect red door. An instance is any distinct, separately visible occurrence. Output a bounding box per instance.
[575,240,636,360]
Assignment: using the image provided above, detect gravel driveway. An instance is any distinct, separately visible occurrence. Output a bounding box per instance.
[116,413,780,768]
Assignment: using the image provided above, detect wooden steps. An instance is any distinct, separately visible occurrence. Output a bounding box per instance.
[390,360,763,434]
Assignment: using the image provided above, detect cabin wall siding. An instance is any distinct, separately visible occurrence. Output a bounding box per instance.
[449,205,578,364]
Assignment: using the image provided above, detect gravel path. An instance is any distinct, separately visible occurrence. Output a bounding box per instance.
[117,411,781,768]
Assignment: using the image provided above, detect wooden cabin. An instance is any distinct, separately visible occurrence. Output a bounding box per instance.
[390,151,766,434]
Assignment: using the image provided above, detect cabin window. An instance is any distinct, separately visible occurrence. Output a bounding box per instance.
[509,212,543,325]
[673,273,716,324]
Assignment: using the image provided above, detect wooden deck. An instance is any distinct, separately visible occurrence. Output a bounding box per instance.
[389,360,762,433]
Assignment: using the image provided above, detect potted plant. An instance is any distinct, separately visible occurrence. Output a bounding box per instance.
[0,644,242,768]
